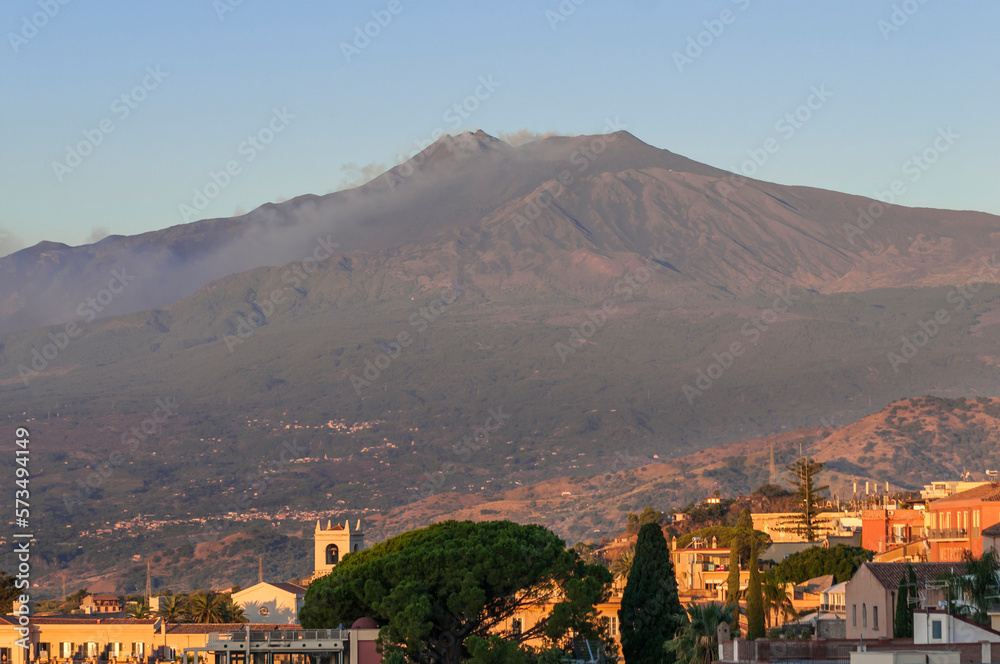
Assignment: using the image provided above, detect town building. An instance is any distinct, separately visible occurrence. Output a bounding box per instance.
[190,620,381,664]
[670,536,744,601]
[921,481,990,501]
[232,581,307,624]
[983,523,1000,554]
[752,512,862,543]
[845,562,961,640]
[0,617,380,664]
[862,508,927,555]
[79,594,123,615]
[924,484,1000,562]
[792,575,836,616]
[914,609,1000,645]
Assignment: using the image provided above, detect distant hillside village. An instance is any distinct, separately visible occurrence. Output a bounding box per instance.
[7,468,1000,664]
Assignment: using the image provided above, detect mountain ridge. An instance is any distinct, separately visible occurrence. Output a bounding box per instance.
[5,129,998,334]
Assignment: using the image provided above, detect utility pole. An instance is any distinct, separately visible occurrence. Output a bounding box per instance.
[146,560,152,607]
[259,556,263,584]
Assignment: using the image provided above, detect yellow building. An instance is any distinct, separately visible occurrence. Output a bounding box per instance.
[0,617,380,664]
[752,511,861,543]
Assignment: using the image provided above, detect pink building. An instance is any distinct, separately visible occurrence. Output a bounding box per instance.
[845,562,960,640]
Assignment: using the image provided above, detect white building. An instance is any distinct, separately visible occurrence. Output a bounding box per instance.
[232,582,307,624]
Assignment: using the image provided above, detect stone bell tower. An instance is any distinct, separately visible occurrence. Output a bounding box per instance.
[313,519,365,579]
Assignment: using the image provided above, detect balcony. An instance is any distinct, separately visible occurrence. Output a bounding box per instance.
[206,630,347,651]
[927,528,969,541]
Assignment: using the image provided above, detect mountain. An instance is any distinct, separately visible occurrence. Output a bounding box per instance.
[3,130,998,333]
[4,130,1000,594]
[28,396,1000,593]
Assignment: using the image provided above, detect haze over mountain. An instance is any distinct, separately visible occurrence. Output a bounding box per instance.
[2,130,996,334]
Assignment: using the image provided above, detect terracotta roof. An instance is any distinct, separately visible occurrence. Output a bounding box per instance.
[931,483,1000,503]
[982,522,1000,538]
[797,574,835,593]
[167,622,301,634]
[860,562,965,590]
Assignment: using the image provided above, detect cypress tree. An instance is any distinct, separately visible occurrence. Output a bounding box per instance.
[619,523,685,664]
[726,545,741,604]
[746,537,765,640]
[894,573,909,637]
[906,563,918,636]
[736,507,753,532]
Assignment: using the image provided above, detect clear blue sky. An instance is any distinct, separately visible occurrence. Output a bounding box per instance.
[2,0,998,254]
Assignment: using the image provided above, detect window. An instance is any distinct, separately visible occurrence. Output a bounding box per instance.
[862,603,868,630]
[873,605,879,630]
[326,543,339,565]
[932,620,942,640]
[512,618,522,637]
[852,604,857,627]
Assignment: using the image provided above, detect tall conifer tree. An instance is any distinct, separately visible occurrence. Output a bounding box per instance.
[619,523,685,664]
[746,537,765,640]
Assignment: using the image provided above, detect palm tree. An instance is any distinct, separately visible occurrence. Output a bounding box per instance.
[958,549,1000,624]
[610,546,635,582]
[218,597,248,623]
[761,571,797,628]
[186,592,225,623]
[154,595,188,623]
[666,602,734,664]
[124,600,151,619]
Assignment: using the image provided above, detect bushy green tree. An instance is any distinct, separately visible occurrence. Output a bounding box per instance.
[300,521,611,664]
[745,538,765,640]
[619,523,685,664]
[772,545,872,584]
[754,484,792,498]
[0,572,18,613]
[627,507,665,534]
